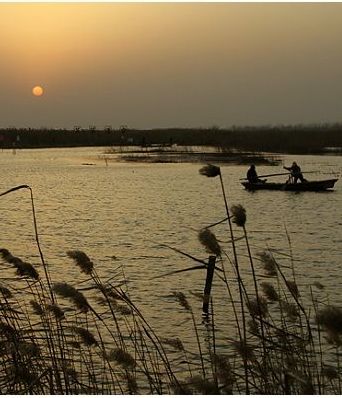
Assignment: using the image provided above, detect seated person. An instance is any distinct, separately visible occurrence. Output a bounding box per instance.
[247,165,265,183]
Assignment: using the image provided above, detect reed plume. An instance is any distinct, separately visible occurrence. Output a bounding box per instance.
[198,228,221,256]
[281,300,300,321]
[70,326,98,346]
[231,204,247,227]
[231,340,255,362]
[247,295,268,318]
[211,353,235,393]
[260,282,279,302]
[67,250,94,275]
[0,285,12,298]
[259,251,278,276]
[53,282,89,312]
[0,321,16,338]
[107,348,136,369]
[316,306,342,342]
[126,373,138,394]
[112,302,132,315]
[173,292,191,311]
[46,304,65,320]
[30,300,44,316]
[17,341,41,357]
[322,365,338,380]
[313,281,324,290]
[161,337,184,351]
[285,279,300,299]
[248,319,259,335]
[199,164,221,178]
[0,248,39,280]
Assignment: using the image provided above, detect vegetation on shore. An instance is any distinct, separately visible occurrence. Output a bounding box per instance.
[105,145,279,165]
[1,123,342,154]
[0,169,341,394]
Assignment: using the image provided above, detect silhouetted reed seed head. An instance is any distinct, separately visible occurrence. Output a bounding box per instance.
[30,300,44,316]
[173,292,191,311]
[199,164,221,178]
[259,251,277,276]
[232,340,255,362]
[285,279,300,299]
[248,319,259,335]
[8,364,36,384]
[161,337,184,351]
[189,291,204,301]
[113,303,133,315]
[126,373,138,394]
[0,249,39,279]
[46,304,65,320]
[0,285,12,298]
[231,204,247,227]
[211,353,235,391]
[316,306,342,341]
[18,341,41,357]
[313,281,324,290]
[53,282,89,312]
[15,261,39,280]
[0,248,11,260]
[198,228,221,256]
[260,282,279,302]
[0,322,17,339]
[64,367,78,381]
[67,250,94,275]
[247,296,268,318]
[322,365,338,380]
[108,348,136,369]
[281,300,299,322]
[70,326,98,346]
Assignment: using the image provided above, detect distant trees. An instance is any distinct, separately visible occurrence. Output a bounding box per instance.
[0,124,341,153]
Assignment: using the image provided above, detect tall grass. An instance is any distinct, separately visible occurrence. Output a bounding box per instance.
[0,172,341,394]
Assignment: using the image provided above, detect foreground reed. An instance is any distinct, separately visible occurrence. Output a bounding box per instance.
[0,174,341,394]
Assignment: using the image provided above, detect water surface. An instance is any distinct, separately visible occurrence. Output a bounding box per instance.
[0,147,341,350]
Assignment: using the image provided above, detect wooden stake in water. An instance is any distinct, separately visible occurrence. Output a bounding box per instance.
[203,255,216,314]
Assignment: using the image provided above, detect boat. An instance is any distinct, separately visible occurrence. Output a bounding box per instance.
[241,179,338,192]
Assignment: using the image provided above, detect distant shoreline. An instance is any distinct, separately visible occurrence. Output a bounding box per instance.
[1,125,342,155]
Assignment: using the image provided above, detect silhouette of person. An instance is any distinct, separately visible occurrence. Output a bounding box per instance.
[247,164,263,183]
[283,162,306,183]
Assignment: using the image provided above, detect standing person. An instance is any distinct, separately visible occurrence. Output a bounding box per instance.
[283,161,306,183]
[247,164,264,183]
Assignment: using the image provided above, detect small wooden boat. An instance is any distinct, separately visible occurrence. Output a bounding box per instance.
[242,179,338,192]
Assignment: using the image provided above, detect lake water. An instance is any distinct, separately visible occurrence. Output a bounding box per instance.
[0,147,341,353]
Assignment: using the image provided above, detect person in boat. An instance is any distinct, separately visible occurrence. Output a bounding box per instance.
[247,165,265,183]
[283,162,306,184]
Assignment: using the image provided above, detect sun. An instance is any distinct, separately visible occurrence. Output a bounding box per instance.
[32,86,44,97]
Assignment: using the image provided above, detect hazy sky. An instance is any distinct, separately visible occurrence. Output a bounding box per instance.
[1,3,342,129]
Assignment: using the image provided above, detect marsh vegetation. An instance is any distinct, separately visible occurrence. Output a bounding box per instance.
[1,123,342,155]
[104,145,279,165]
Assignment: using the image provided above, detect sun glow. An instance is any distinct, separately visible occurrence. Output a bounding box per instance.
[32,85,44,97]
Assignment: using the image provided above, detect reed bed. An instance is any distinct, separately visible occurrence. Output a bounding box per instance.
[0,169,341,394]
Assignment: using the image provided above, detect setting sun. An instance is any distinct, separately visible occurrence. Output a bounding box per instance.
[32,85,44,97]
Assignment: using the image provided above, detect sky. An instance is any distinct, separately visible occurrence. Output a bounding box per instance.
[1,3,342,129]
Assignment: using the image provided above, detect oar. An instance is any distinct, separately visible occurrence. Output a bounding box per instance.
[239,171,318,181]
